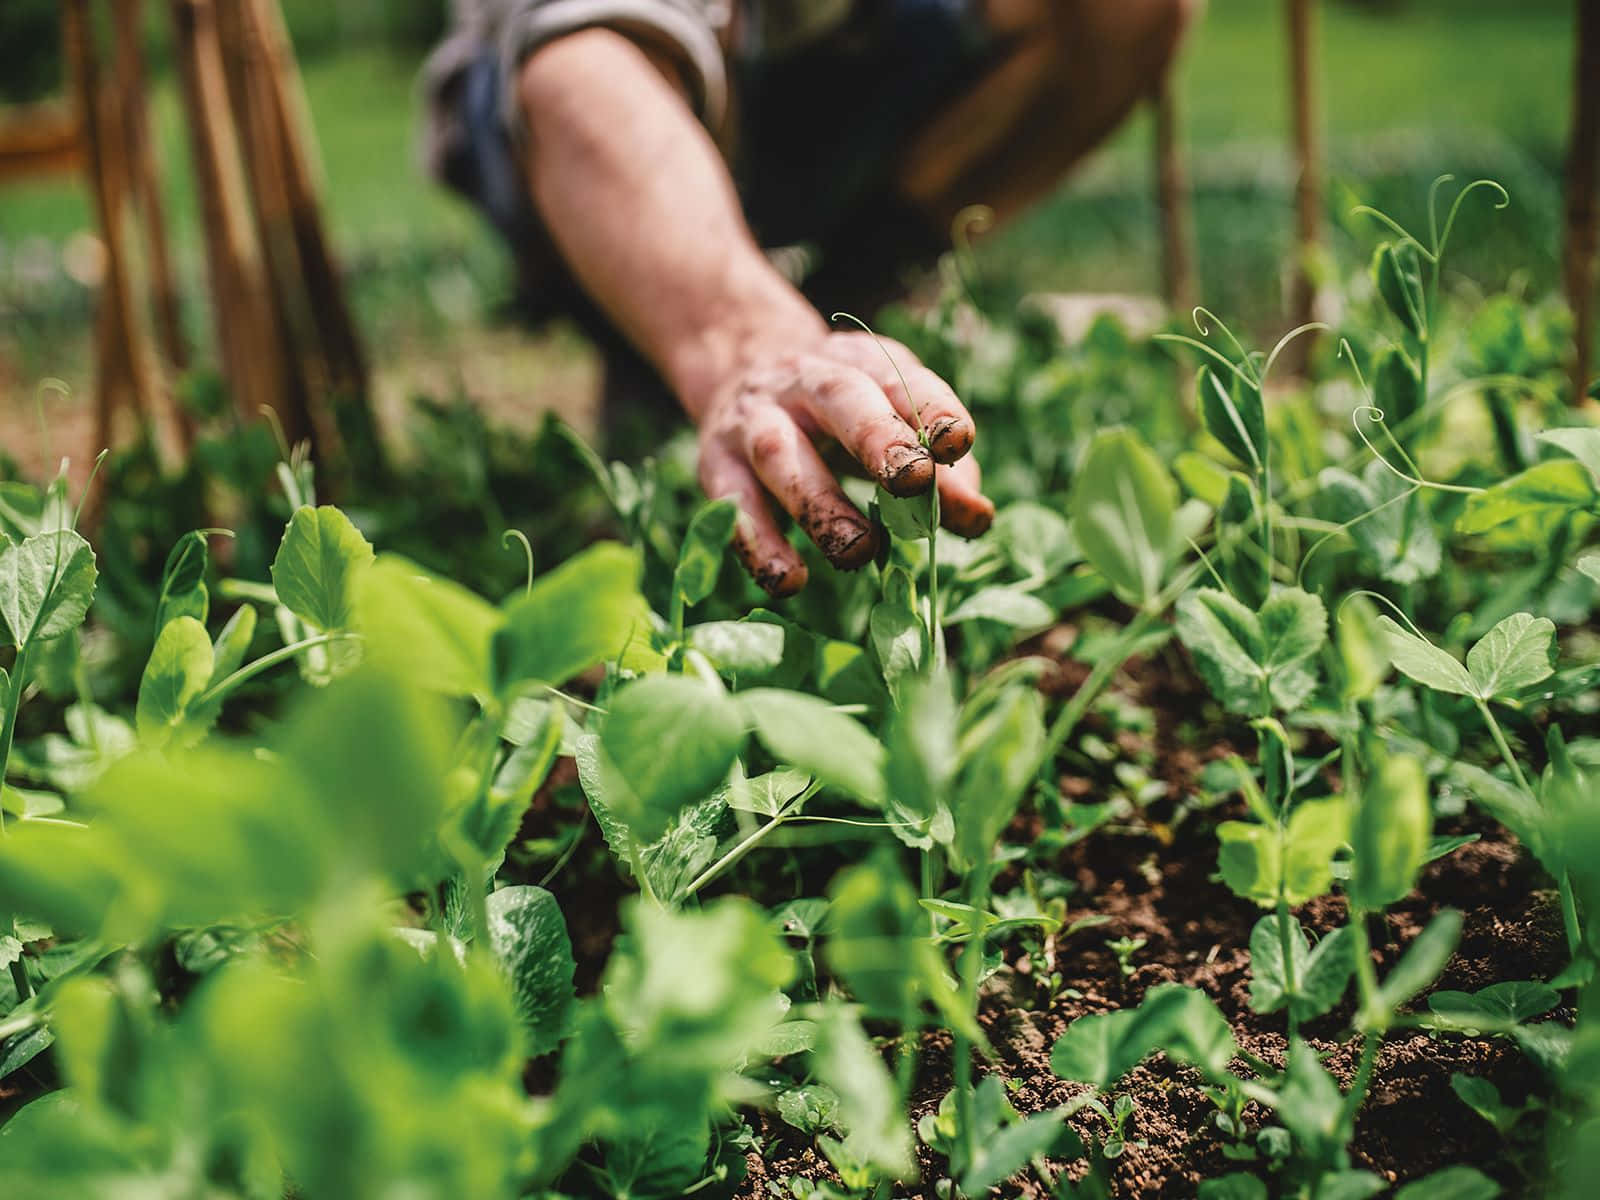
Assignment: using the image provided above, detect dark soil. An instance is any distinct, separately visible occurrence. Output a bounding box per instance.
[516,639,1571,1199]
[735,819,1566,1199]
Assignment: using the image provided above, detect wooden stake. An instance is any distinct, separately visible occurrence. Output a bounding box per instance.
[1153,74,1197,316]
[1567,0,1600,403]
[168,0,288,430]
[113,0,191,385]
[244,0,375,466]
[1284,0,1323,374]
[64,0,175,467]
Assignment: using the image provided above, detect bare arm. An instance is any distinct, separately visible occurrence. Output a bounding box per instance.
[518,29,992,594]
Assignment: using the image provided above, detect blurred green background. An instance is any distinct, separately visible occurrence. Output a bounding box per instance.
[0,0,1583,457]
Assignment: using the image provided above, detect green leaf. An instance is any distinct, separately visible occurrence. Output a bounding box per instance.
[868,601,924,698]
[993,501,1078,581]
[1371,345,1423,439]
[135,617,215,747]
[877,489,935,541]
[1450,1074,1527,1134]
[486,885,575,1057]
[1372,240,1427,337]
[1199,366,1266,469]
[269,505,374,631]
[1199,1174,1269,1200]
[1374,910,1463,1015]
[492,543,646,694]
[674,499,737,610]
[1249,915,1354,1022]
[601,676,746,843]
[1465,612,1556,698]
[1448,762,1548,862]
[1428,980,1560,1027]
[356,555,501,697]
[154,530,210,634]
[685,620,785,675]
[1376,616,1476,696]
[1394,1166,1500,1200]
[0,530,97,647]
[1538,427,1600,485]
[1317,463,1442,586]
[1051,983,1234,1086]
[883,671,958,849]
[1456,460,1596,537]
[944,586,1054,629]
[1070,428,1178,607]
[811,1002,915,1179]
[949,685,1045,872]
[725,767,811,818]
[959,1106,1070,1196]
[1176,587,1325,715]
[739,689,885,806]
[1349,752,1430,911]
[1219,798,1348,908]
[1267,1038,1345,1162]
[777,1083,841,1134]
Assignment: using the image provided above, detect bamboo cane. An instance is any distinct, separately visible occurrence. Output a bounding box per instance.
[1153,74,1197,316]
[1284,0,1323,374]
[168,0,288,430]
[1567,0,1600,403]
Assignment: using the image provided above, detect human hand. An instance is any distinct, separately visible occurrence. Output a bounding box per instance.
[691,330,994,597]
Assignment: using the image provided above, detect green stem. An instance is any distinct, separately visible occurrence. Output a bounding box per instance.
[680,788,815,899]
[193,633,355,708]
[1339,912,1384,1135]
[630,843,661,906]
[8,959,30,1002]
[921,851,939,937]
[1035,562,1202,777]
[0,640,33,838]
[1559,871,1583,960]
[927,492,945,672]
[953,866,990,1172]
[1475,700,1532,796]
[1276,895,1300,1044]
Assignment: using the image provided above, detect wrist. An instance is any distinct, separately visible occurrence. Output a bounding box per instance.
[662,270,826,421]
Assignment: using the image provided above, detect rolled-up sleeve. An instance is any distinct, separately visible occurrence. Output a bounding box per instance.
[496,0,728,132]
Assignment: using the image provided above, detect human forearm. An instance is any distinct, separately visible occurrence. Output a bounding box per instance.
[517,29,820,418]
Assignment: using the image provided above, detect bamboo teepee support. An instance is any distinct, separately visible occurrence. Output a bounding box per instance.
[113,0,190,380]
[1283,0,1323,374]
[1153,75,1197,315]
[169,0,290,430]
[63,0,185,468]
[1567,0,1599,403]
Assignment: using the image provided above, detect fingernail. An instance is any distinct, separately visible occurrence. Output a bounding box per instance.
[882,442,934,496]
[928,418,973,463]
[755,558,806,597]
[817,517,877,569]
[946,498,995,538]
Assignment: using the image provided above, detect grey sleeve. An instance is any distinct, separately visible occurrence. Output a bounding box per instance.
[493,0,729,132]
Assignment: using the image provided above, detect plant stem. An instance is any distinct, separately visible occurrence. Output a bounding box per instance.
[681,788,814,899]
[1036,563,1202,776]
[0,640,33,838]
[921,851,939,937]
[1276,896,1300,1044]
[8,959,31,1001]
[1474,700,1532,796]
[953,866,990,1172]
[1339,911,1384,1134]
[193,632,354,708]
[1559,871,1583,960]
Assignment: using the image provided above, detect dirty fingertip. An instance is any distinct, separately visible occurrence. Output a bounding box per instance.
[881,442,934,497]
[927,417,974,464]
